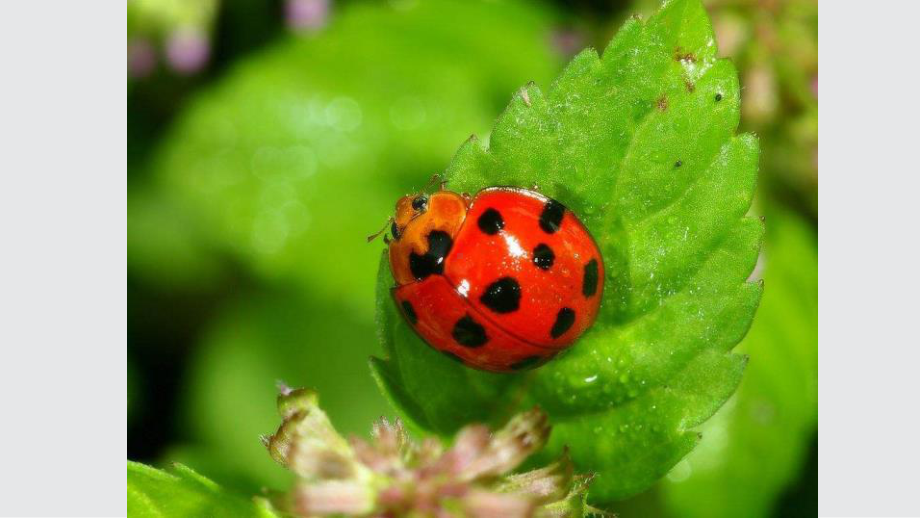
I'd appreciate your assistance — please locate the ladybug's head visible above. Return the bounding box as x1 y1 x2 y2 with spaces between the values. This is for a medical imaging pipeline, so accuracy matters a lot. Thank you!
386 190 469 286
391 193 430 238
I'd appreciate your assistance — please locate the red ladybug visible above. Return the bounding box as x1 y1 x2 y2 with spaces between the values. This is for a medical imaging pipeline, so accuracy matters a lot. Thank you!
382 185 604 372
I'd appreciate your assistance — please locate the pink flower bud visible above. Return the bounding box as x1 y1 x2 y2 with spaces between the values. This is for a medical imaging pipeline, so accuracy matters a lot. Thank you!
550 29 584 57
264 388 599 516
166 28 210 75
294 481 375 516
286 0 330 31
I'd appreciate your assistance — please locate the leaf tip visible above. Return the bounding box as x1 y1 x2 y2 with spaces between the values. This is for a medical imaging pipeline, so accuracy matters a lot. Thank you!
513 81 543 109
521 90 532 107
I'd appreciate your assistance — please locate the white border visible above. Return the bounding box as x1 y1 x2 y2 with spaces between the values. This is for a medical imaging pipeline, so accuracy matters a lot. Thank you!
3 0 920 516
0 2 125 516
820 1 920 516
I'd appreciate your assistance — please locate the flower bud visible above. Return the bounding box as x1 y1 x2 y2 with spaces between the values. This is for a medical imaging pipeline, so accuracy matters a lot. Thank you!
264 388 601 517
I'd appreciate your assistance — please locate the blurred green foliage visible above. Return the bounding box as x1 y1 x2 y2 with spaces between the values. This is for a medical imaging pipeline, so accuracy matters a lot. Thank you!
129 0 217 33
137 0 561 309
128 0 817 515
128 188 227 290
130 0 563 493
179 290 386 489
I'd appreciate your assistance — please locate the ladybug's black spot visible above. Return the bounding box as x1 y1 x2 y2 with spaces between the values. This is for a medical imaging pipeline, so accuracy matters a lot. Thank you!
480 277 521 314
510 355 545 371
409 230 453 281
440 350 465 364
539 199 566 234
550 307 576 339
452 315 488 347
477 208 505 235
532 244 555 270
390 221 401 241
582 259 599 298
401 300 417 325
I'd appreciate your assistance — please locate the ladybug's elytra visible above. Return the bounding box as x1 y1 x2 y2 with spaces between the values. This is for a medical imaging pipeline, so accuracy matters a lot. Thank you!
383 185 604 372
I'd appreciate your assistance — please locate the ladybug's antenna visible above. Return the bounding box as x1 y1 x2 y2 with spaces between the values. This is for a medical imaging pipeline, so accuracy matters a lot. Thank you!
367 217 393 243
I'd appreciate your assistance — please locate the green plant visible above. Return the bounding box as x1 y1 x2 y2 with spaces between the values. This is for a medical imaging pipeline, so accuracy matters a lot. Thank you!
660 208 817 518
372 0 760 503
130 0 765 512
127 462 276 517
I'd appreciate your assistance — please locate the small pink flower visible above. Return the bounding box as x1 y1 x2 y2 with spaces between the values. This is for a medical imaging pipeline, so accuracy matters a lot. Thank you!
550 29 585 57
286 0 330 31
263 387 605 517
166 28 210 75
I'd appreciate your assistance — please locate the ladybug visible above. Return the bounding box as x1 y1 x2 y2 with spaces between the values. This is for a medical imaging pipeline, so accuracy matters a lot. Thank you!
380 184 604 372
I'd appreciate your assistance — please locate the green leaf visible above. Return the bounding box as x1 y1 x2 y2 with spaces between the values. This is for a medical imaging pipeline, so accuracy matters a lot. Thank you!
127 461 278 517
660 208 817 518
372 0 761 502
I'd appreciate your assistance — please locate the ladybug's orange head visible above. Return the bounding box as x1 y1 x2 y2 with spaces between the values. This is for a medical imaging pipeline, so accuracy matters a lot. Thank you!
392 193 431 233
387 190 469 286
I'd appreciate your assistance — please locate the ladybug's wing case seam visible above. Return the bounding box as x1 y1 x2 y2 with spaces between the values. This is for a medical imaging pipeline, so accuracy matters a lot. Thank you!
391 279 557 372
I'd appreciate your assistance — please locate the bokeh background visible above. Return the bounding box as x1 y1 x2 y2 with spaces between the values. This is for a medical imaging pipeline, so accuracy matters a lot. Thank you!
127 0 817 516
